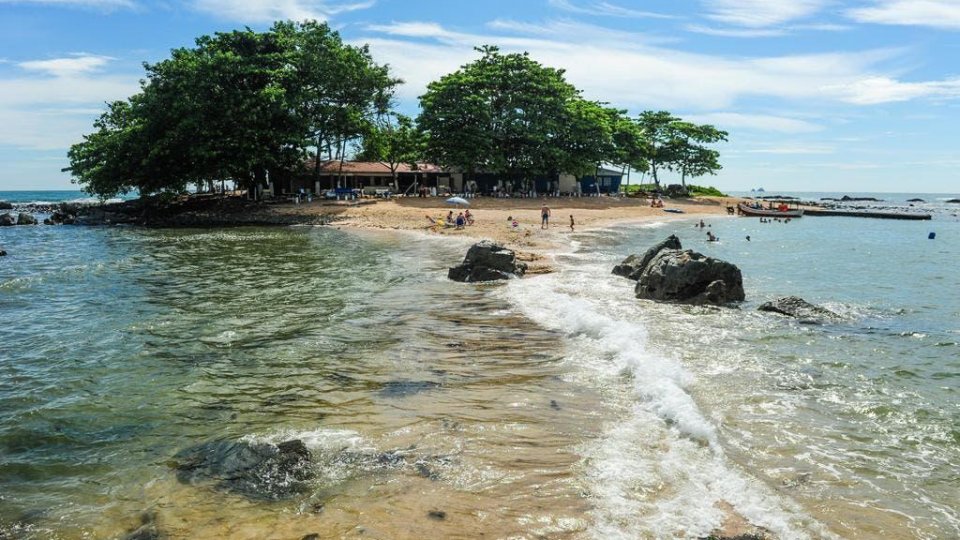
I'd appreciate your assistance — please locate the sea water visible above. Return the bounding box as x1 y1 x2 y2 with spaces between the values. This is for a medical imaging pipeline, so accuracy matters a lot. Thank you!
1 192 958 539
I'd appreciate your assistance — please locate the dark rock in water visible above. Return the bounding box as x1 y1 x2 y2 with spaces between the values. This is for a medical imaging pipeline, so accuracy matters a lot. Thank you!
0 249 6 256
380 380 440 398
173 438 313 500
0 213 15 226
906 198 925 203
448 240 527 282
0 201 12 210
758 296 838 322
946 198 960 204
840 195 881 202
635 249 745 305
613 235 682 280
16 213 37 225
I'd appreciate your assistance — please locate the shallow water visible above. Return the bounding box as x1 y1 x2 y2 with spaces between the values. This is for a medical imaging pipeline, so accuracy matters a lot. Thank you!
2 201 958 539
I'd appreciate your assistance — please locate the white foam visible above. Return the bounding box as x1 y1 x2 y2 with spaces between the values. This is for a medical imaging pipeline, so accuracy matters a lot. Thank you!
497 250 835 538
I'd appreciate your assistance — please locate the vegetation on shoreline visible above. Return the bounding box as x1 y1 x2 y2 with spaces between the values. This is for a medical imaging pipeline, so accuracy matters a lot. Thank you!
65 25 729 200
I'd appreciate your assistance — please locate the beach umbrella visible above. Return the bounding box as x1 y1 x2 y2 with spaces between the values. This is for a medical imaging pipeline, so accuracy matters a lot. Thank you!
445 196 470 206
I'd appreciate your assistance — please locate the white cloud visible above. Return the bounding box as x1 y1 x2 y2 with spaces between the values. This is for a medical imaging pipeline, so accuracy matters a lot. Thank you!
192 0 374 23
547 0 673 19
747 143 835 154
18 54 113 77
0 0 134 8
847 0 960 30
702 0 826 27
683 113 823 133
361 20 953 109
0 74 139 149
684 25 785 38
824 76 960 104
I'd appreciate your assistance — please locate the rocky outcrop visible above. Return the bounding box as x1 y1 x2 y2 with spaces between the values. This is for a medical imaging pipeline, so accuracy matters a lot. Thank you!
448 241 527 282
0 213 15 226
947 199 960 204
906 198 925 203
758 296 838 323
0 201 12 210
173 438 313 500
635 249 745 305
613 234 682 280
16 213 37 225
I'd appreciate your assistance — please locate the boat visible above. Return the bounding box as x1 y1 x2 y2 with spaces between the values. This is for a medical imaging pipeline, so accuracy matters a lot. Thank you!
738 202 804 218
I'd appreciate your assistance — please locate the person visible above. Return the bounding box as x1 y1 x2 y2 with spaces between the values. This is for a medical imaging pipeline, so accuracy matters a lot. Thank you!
746 235 751 241
446 210 455 226
569 214 575 231
541 203 551 229
464 209 474 225
707 231 718 242
455 212 466 229
699 219 705 228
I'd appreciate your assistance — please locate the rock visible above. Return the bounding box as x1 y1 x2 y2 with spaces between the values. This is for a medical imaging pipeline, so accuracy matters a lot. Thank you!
612 235 682 280
427 510 447 520
301 535 320 540
946 198 960 204
16 213 37 225
173 438 313 500
634 249 745 305
906 198 925 203
758 296 838 323
0 213 15 226
0 201 13 210
0 250 6 256
448 241 527 282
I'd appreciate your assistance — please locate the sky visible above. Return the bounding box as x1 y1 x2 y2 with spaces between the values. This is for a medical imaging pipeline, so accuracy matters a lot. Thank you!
1 0 959 193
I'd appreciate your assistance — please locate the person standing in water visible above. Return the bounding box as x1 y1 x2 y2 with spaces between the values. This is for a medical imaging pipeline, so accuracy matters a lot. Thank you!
541 203 551 229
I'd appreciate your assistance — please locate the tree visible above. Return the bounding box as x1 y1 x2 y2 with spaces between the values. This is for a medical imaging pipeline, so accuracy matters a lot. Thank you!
355 114 423 190
418 46 580 187
672 123 728 187
635 110 682 190
65 22 399 199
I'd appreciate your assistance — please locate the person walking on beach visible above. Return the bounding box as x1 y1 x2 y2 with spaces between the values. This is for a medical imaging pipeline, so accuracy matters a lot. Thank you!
541 203 551 229
569 214 575 231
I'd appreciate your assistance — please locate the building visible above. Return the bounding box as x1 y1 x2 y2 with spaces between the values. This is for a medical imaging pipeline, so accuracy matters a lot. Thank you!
272 160 624 196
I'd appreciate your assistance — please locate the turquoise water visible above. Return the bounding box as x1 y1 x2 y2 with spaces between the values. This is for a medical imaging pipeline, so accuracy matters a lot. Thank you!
0 190 107 205
511 213 958 538
2 198 959 538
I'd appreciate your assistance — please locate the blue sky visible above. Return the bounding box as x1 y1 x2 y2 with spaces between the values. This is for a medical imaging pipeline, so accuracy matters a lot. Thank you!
1 0 958 193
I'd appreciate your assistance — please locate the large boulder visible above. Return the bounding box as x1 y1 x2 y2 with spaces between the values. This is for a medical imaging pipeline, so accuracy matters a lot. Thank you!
173 438 313 500
448 241 527 282
0 201 13 210
612 235 682 280
16 212 37 225
758 296 838 323
0 213 15 226
635 249 745 305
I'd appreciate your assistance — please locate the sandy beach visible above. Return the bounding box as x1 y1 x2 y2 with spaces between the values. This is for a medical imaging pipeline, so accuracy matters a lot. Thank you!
284 195 740 273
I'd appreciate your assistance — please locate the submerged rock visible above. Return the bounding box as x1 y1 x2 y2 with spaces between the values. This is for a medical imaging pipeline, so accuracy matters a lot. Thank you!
0 213 15 226
173 438 313 500
613 234 682 280
758 296 838 323
448 241 527 282
635 249 745 305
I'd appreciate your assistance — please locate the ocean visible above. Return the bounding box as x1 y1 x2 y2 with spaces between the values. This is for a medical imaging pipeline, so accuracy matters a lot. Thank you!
1 191 958 539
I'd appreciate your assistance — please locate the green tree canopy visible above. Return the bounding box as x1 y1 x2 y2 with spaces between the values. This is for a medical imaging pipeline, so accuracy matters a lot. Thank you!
355 113 424 189
418 46 586 185
65 21 399 199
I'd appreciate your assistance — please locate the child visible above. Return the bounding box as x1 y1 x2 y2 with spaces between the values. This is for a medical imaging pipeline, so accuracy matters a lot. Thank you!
569 215 575 231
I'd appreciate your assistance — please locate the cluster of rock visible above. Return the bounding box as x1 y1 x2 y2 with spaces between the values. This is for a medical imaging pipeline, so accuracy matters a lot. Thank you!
613 235 745 305
448 241 527 282
0 212 37 226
